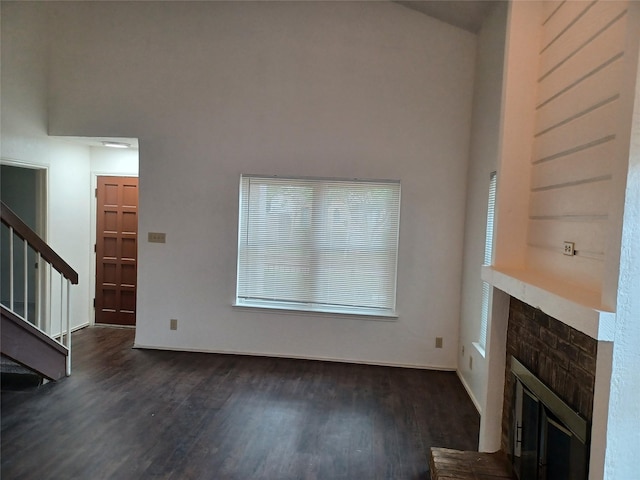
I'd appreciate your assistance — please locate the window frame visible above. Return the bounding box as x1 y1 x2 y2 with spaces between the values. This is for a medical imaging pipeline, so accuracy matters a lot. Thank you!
235 174 401 319
478 171 497 350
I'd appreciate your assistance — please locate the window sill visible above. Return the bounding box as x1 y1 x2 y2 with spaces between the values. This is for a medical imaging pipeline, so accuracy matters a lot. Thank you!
233 299 398 321
472 341 486 358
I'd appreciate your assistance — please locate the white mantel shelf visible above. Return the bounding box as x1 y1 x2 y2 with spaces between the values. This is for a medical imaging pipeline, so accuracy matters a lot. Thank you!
481 266 616 342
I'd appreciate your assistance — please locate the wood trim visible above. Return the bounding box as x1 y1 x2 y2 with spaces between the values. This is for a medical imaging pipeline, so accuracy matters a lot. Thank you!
1 305 68 380
1 201 78 284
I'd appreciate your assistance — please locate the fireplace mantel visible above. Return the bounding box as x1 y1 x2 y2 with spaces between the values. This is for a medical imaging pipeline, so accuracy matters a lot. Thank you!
481 266 616 341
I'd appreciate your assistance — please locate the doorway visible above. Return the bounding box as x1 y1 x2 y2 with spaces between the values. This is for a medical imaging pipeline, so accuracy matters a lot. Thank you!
1 164 46 324
95 176 138 326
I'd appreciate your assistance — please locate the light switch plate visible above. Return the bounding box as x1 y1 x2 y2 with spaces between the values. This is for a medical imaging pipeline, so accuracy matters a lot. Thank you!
148 232 166 243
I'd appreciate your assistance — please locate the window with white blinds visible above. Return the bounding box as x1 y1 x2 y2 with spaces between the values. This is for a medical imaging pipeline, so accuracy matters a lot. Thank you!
236 175 401 316
479 171 497 348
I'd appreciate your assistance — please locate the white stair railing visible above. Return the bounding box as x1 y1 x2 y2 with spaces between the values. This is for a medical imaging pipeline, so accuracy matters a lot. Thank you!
1 201 77 376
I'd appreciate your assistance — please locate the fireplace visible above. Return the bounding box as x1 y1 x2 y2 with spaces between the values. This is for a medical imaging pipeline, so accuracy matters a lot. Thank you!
501 298 598 480
510 357 589 479
430 297 601 480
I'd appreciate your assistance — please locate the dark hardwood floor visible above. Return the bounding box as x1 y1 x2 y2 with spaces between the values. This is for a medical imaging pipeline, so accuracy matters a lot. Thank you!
1 327 479 479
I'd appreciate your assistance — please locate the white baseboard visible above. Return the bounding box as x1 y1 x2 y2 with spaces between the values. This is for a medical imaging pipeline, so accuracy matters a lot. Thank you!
457 369 482 414
93 323 136 329
133 343 457 372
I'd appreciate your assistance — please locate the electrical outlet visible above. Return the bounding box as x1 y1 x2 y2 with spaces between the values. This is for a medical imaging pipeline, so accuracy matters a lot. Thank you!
148 232 166 243
435 337 443 349
563 241 575 256
170 318 178 330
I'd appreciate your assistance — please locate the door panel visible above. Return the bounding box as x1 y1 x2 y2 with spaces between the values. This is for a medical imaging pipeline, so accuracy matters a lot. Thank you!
95 176 138 326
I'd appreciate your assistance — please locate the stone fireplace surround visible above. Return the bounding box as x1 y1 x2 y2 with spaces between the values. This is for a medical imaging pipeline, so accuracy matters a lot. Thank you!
501 297 598 455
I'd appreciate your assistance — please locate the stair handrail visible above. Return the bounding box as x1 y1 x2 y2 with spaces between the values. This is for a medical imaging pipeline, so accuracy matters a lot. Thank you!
1 201 78 285
1 200 78 376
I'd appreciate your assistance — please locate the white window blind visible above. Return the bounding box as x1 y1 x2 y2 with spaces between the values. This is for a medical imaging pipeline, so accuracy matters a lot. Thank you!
479 171 497 348
236 175 401 316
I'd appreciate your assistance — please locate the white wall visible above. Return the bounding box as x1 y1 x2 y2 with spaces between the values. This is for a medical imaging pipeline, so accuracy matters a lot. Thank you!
457 2 508 411
1 2 48 163
47 143 92 332
1 2 141 332
45 1 477 368
1 2 92 332
604 3 640 477
91 147 139 176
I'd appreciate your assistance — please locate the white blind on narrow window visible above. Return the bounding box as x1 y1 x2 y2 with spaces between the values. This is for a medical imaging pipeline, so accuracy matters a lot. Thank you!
484 172 496 266
236 175 401 315
479 171 497 348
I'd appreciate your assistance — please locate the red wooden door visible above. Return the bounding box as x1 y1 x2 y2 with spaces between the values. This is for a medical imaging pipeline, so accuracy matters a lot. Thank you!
95 176 138 326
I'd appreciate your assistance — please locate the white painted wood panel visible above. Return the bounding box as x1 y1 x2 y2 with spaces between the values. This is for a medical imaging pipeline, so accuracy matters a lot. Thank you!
536 57 622 133
528 218 607 255
530 178 611 218
531 138 615 188
525 0 637 314
537 17 626 106
539 1 627 79
527 245 603 293
533 99 619 161
542 1 564 27
541 0 596 53
493 0 542 270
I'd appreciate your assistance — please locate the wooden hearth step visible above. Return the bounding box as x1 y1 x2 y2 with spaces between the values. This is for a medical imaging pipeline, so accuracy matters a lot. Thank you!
429 447 515 480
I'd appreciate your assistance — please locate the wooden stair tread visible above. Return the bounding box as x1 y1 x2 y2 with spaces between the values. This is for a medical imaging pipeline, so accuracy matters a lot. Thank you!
429 447 515 480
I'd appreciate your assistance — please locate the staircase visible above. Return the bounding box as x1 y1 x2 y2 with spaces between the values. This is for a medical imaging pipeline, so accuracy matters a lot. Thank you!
1 355 45 390
1 201 78 381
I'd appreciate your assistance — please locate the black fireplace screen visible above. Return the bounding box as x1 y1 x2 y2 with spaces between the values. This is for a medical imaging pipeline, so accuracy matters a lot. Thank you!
510 357 589 480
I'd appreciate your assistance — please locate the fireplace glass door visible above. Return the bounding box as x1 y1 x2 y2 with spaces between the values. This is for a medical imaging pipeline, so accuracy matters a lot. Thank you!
510 358 589 480
540 410 588 480
513 382 540 480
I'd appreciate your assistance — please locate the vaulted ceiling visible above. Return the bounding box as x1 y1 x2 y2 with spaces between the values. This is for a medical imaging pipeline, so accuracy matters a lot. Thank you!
396 1 498 33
